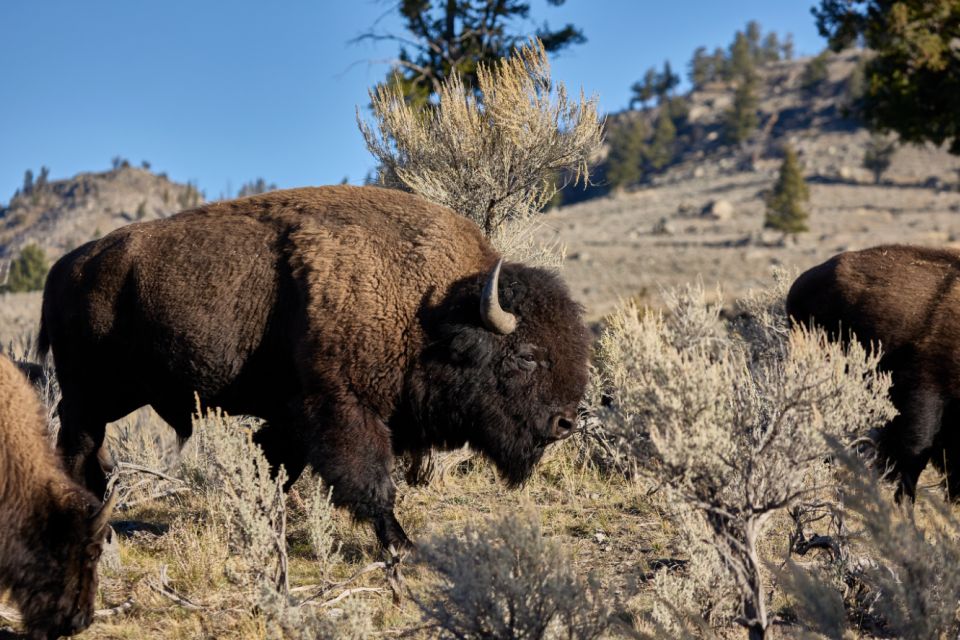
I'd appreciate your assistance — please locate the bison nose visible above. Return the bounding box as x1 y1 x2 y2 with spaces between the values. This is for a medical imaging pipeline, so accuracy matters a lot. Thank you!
549 413 576 441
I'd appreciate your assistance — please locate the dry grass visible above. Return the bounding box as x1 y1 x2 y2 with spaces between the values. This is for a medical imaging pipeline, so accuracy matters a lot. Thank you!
3 278 960 638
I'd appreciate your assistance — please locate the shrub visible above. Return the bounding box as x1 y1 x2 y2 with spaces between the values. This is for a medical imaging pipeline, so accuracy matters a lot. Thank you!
180 407 289 598
862 133 897 184
781 448 960 639
415 510 609 639
3 243 49 293
358 38 602 261
593 279 895 639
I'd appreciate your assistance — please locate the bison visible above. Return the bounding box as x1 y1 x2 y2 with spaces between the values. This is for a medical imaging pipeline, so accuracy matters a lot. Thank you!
787 244 960 500
39 185 591 550
0 353 116 639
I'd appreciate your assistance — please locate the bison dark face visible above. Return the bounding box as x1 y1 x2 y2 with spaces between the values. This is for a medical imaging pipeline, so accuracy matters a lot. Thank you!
17 489 115 639
411 260 591 486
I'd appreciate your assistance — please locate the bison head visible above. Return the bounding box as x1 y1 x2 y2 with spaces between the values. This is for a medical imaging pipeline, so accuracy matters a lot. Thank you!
17 487 115 639
411 260 591 486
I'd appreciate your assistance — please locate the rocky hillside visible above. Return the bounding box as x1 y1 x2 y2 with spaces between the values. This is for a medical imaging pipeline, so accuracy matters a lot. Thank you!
3 50 959 324
0 167 202 260
541 50 960 320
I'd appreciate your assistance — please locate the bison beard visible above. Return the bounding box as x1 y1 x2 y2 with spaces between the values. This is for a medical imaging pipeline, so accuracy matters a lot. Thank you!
787 244 960 502
39 185 590 551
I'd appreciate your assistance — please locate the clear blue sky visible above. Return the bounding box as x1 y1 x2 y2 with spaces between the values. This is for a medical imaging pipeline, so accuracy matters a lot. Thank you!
0 1 826 205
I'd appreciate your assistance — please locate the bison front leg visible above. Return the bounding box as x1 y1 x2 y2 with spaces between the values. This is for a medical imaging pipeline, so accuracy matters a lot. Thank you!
306 399 411 552
56 399 109 497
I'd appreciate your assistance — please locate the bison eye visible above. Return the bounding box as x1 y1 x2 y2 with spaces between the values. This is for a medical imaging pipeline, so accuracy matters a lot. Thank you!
517 353 537 371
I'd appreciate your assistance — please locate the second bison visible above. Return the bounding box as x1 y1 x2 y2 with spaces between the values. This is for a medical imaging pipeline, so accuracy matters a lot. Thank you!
39 185 591 549
787 244 960 500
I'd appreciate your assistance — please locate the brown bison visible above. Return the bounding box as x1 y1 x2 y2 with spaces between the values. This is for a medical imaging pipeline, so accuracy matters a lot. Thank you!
0 353 116 639
787 244 960 500
39 185 590 550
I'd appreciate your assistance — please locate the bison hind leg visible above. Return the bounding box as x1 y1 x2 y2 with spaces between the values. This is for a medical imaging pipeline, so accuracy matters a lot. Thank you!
932 399 960 501
880 384 944 503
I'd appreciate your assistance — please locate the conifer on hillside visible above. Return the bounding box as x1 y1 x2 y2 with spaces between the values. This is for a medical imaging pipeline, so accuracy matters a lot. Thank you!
764 146 810 239
648 107 677 171
606 117 650 190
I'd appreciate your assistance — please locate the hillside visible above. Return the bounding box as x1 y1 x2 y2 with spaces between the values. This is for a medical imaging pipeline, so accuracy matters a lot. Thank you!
2 51 959 326
543 50 960 320
0 166 202 260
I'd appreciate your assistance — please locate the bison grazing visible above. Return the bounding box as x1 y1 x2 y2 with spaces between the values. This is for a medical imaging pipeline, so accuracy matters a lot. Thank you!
0 353 116 639
787 244 960 500
40 185 591 550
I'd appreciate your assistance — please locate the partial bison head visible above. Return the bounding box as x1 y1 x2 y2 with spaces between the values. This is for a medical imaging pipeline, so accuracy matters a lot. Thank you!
17 488 115 639
412 260 591 486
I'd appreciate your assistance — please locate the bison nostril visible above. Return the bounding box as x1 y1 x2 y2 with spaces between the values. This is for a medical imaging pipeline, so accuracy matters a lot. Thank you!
550 415 576 440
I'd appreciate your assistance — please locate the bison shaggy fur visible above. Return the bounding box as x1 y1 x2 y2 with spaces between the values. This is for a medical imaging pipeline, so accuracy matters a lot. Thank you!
39 185 591 549
787 244 960 500
0 353 114 639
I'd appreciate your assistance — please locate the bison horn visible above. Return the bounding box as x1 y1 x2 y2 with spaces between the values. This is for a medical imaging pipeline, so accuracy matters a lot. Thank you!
90 490 118 537
480 259 517 335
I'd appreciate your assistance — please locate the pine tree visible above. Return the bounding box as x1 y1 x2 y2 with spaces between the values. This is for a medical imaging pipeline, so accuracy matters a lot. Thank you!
656 60 680 101
802 51 830 95
760 33 781 63
629 67 658 110
4 244 49 293
745 20 762 61
781 33 794 60
728 31 754 81
724 76 758 144
648 106 677 170
815 0 960 153
366 0 585 106
606 117 649 190
689 46 711 87
765 146 810 239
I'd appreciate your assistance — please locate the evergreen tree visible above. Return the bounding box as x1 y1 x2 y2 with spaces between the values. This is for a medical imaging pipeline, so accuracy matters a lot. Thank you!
605 117 649 190
4 244 49 293
765 146 810 239
862 133 896 184
781 33 794 60
728 31 754 81
814 0 960 153
237 178 277 197
745 20 762 60
35 166 49 191
648 106 677 170
802 51 830 95
761 32 781 63
366 0 585 106
689 46 711 87
711 47 728 79
629 67 658 110
656 60 680 101
724 77 759 144
22 169 33 194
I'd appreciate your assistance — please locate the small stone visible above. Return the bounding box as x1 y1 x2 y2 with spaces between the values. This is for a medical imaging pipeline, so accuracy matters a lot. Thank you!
702 199 734 220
